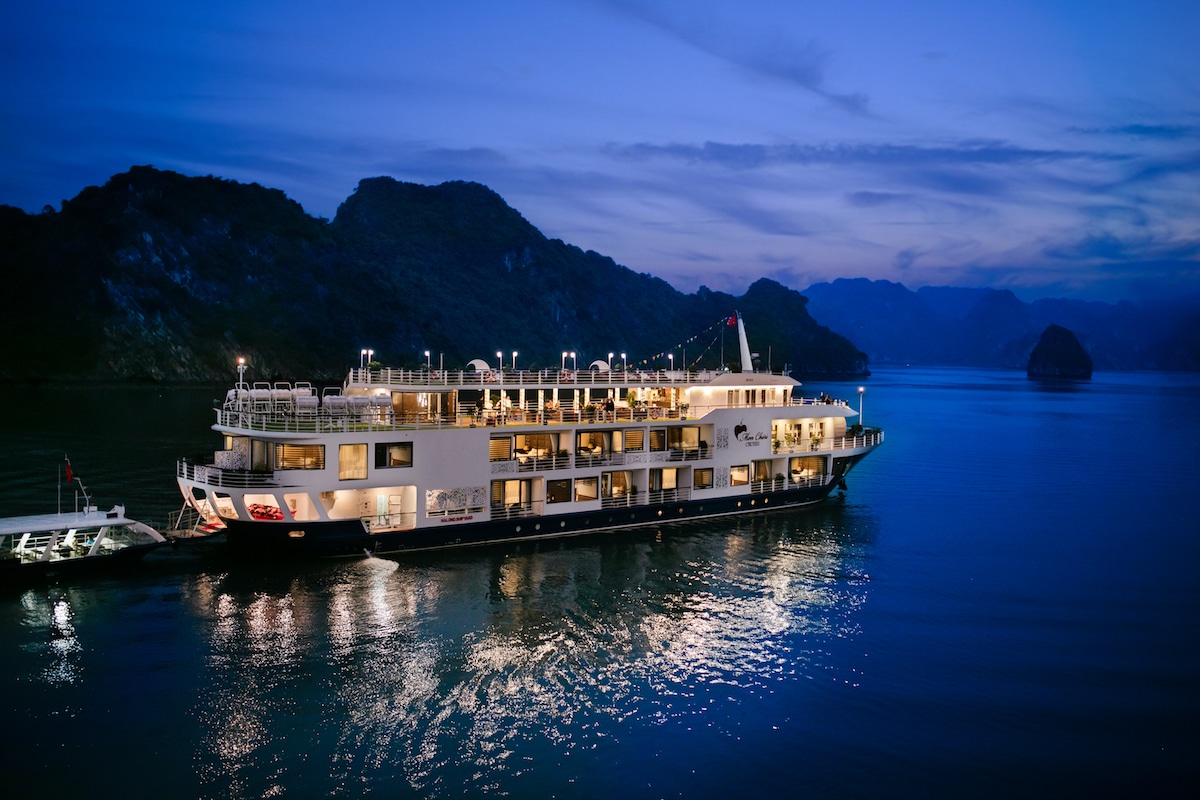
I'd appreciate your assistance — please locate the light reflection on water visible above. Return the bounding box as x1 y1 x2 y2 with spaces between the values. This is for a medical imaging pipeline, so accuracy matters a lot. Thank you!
173 510 869 796
19 590 85 686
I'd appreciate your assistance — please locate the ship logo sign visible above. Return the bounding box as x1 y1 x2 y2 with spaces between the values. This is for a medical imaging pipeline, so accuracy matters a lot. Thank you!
733 420 768 447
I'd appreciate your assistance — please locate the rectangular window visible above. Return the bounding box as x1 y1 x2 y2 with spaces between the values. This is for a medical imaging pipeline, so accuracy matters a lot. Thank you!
667 426 700 450
276 444 324 470
338 444 368 480
574 477 598 502
695 468 713 489
649 429 666 451
375 442 413 468
515 433 556 455
730 465 749 486
576 430 608 455
601 471 632 498
753 459 773 481
491 478 530 508
623 429 644 451
547 479 572 503
489 436 513 462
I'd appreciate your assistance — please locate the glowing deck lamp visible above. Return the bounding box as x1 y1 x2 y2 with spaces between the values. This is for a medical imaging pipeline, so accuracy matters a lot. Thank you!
237 357 246 383
512 351 518 370
858 386 865 427
425 350 431 370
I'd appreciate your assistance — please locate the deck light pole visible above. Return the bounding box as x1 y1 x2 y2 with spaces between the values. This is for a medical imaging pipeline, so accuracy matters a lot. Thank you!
608 352 613 370
621 352 626 372
562 351 568 370
360 349 367 369
668 353 674 372
497 351 503 372
858 386 865 428
425 350 431 370
512 351 518 371
570 352 577 370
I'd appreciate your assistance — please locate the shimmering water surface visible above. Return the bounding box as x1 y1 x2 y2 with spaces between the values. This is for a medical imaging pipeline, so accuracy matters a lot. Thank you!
2 369 1197 799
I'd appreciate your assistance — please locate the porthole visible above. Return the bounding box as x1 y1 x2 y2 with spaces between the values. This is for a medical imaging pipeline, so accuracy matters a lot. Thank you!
287 530 306 539
535 523 541 531
515 525 521 533
657 510 663 517
560 521 566 528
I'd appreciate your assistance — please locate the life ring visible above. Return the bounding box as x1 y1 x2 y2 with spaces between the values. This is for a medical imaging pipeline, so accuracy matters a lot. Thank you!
486 371 498 383
560 370 572 383
431 370 441 380
648 407 662 419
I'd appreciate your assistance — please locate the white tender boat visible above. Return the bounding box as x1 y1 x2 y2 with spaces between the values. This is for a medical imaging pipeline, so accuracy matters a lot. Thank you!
174 314 883 555
0 505 167 578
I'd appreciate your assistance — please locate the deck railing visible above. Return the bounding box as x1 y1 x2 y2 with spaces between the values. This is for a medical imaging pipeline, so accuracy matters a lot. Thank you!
646 487 692 504
490 501 545 520
362 511 416 532
177 460 280 488
773 430 885 454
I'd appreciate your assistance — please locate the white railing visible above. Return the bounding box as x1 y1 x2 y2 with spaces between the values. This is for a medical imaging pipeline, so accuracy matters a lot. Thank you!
490 501 545 520
601 493 640 509
646 487 692 504
177 460 279 487
773 430 885 454
347 367 739 388
362 512 416 532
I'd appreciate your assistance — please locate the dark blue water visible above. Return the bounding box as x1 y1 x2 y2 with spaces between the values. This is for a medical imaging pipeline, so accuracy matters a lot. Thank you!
2 369 1198 799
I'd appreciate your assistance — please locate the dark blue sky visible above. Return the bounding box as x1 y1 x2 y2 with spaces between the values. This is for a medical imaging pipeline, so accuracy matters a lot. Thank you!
2 0 1197 302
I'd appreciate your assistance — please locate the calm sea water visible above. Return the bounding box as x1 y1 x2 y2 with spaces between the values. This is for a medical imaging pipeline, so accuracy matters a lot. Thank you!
2 369 1197 799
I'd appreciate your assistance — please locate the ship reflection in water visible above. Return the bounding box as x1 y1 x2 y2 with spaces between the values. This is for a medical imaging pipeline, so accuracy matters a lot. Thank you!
182 507 872 796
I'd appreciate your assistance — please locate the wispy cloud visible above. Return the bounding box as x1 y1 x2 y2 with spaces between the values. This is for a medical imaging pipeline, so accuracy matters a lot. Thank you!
600 0 869 114
1070 123 1199 140
606 139 1120 169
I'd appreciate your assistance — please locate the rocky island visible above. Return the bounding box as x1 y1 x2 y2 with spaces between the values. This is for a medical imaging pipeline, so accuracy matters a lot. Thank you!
1027 324 1093 379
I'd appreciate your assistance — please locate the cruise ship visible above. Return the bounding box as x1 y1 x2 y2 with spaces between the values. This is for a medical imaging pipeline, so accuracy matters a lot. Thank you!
174 314 883 555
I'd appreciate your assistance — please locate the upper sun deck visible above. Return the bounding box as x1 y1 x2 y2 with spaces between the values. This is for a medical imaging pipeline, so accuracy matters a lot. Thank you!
213 367 854 437
339 365 799 391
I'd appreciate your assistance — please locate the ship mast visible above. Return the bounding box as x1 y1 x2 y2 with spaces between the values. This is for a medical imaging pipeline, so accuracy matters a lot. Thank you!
735 312 754 373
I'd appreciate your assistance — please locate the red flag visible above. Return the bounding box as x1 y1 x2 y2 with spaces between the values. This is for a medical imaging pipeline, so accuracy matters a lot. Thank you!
65 458 73 484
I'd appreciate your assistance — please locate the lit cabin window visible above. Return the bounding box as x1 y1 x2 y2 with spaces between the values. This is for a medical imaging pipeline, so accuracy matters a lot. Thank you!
489 436 513 462
730 465 749 486
276 444 324 470
338 444 367 480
